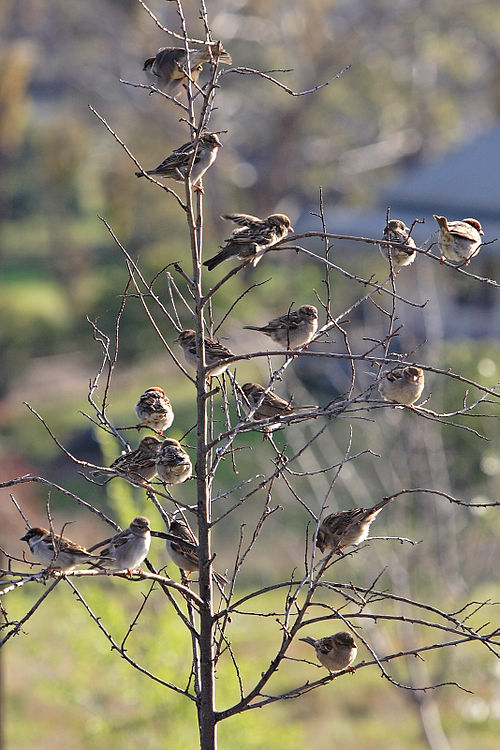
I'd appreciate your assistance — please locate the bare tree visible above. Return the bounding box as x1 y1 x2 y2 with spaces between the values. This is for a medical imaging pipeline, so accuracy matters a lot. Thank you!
1 3 499 749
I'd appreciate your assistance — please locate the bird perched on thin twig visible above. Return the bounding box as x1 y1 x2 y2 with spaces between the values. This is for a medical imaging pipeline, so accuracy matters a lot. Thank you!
433 215 483 265
243 305 318 349
203 213 294 270
135 133 222 190
143 44 232 96
316 496 395 554
94 517 151 574
379 219 417 271
174 329 234 378
300 631 357 673
109 436 163 482
20 527 109 571
135 387 174 433
379 366 424 406
240 382 314 429
166 518 227 587
155 438 192 485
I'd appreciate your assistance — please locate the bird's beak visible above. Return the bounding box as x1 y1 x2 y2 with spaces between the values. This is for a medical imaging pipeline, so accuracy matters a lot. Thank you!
173 336 180 343
20 533 29 542
289 226 295 233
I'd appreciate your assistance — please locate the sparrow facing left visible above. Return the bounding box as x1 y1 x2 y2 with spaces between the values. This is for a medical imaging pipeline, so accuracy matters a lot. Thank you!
203 213 293 270
109 436 163 482
433 215 483 265
20 527 108 571
240 382 314 428
97 516 151 573
316 496 394 554
380 219 417 271
135 387 174 433
379 365 424 406
243 304 318 349
155 438 192 485
174 329 234 377
135 133 222 189
166 518 227 587
143 45 232 96
300 631 357 673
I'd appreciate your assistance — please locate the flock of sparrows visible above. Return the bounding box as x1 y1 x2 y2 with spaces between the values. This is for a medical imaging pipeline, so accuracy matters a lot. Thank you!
19 43 488 676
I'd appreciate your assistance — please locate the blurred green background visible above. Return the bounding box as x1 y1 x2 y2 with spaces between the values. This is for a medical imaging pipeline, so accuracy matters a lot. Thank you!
1 1 499 748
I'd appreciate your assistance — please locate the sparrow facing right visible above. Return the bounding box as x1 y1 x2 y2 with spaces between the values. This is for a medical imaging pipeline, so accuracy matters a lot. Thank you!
379 219 417 270
135 387 174 433
109 436 163 482
135 133 222 188
243 304 318 349
143 45 232 96
300 631 357 673
379 366 424 406
96 516 151 573
433 214 483 265
155 438 192 485
315 496 394 554
203 213 294 270
174 329 235 377
20 527 108 571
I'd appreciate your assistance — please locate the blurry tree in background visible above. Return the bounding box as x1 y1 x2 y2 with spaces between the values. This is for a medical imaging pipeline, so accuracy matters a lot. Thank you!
0 1 499 749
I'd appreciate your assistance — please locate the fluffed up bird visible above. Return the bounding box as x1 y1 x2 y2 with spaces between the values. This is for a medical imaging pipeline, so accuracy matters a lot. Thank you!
143 44 232 96
243 305 318 349
316 496 395 554
135 133 222 190
174 329 234 378
95 516 151 573
300 631 357 673
379 365 424 406
135 387 174 433
203 213 293 270
433 214 483 265
20 527 109 571
166 518 227 587
240 382 314 429
109 436 163 482
155 438 192 485
380 219 417 271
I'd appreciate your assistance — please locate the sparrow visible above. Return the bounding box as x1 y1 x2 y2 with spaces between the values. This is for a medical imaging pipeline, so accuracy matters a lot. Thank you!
174 329 234 377
166 518 227 587
433 215 483 265
155 438 192 485
240 382 314 429
315 496 394 554
143 45 232 96
135 387 174 433
379 365 424 406
300 631 357 673
243 304 318 349
379 219 417 270
96 516 151 573
203 213 294 271
109 435 163 482
20 527 109 571
135 133 222 189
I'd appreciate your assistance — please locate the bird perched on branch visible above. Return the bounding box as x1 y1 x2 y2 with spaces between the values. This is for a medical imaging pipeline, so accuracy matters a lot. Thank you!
174 329 234 378
315 496 395 554
240 382 314 428
143 44 232 96
379 219 417 271
20 528 109 571
135 133 222 190
379 365 424 406
155 438 192 485
135 387 174 433
166 518 227 587
109 436 163 482
433 215 483 265
243 305 318 349
203 213 293 270
300 631 357 673
94 516 151 573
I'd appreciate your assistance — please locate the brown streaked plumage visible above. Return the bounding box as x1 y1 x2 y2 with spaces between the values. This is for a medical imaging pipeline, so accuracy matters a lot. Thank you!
143 45 232 96
379 365 424 406
135 387 174 433
203 213 293 270
243 305 318 349
379 219 417 271
300 631 357 673
174 329 234 377
433 215 483 265
155 438 192 485
316 496 395 554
